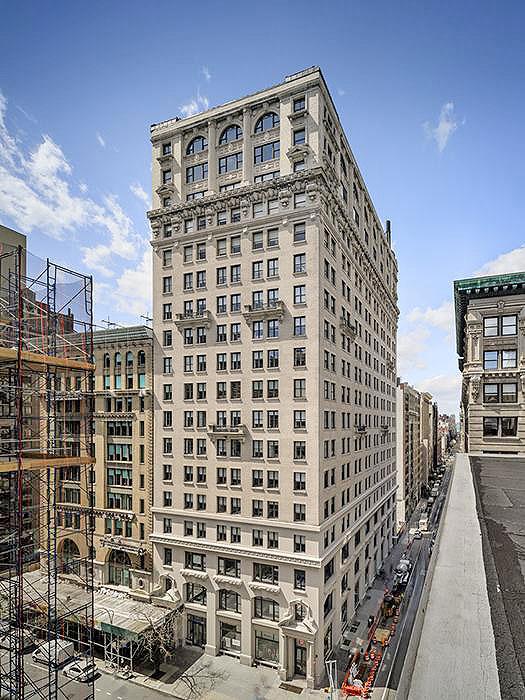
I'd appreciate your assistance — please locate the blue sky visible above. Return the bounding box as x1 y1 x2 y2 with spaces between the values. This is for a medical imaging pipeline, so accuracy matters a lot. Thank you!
1 0 524 413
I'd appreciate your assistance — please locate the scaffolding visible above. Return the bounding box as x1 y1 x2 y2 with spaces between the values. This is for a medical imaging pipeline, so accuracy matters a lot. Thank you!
0 244 95 700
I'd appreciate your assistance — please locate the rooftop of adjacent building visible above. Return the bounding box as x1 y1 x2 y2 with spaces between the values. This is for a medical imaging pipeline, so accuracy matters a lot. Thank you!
93 324 153 347
454 270 525 357
408 452 525 700
0 223 26 252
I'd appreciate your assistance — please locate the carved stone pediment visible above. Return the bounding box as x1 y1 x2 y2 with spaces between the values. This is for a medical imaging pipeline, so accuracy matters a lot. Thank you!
287 144 311 161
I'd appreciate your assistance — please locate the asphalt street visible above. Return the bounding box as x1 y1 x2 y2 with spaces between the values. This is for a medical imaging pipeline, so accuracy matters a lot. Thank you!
0 652 170 700
373 463 452 697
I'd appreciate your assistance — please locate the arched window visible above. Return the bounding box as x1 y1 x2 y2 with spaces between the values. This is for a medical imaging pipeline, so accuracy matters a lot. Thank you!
103 353 110 369
60 539 80 576
186 136 208 154
114 352 121 368
137 350 146 366
254 112 280 133
219 124 242 144
108 549 132 587
126 351 133 368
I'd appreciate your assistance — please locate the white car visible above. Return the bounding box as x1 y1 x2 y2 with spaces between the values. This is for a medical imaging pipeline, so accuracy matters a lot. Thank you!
62 657 97 682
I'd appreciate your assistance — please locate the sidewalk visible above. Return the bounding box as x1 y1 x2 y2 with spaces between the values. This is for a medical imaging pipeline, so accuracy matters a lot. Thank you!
334 500 426 685
98 648 327 700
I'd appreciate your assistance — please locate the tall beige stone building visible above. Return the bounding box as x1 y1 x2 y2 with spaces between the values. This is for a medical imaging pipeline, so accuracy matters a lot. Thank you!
455 273 525 453
395 381 421 528
419 391 433 489
148 67 398 687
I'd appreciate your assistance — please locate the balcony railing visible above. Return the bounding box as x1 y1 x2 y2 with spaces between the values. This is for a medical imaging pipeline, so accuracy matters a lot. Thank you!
355 425 367 434
242 301 284 321
174 310 211 327
207 424 246 440
340 316 357 338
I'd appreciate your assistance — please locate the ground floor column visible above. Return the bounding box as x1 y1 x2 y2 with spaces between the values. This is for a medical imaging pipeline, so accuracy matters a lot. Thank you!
205 589 218 656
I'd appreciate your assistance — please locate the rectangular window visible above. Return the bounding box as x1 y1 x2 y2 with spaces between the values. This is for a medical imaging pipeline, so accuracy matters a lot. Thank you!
293 97 305 112
502 349 517 368
218 152 243 174
253 563 279 585
294 285 306 304
483 350 498 370
294 192 306 208
186 162 208 183
294 253 306 273
294 316 306 336
267 228 279 248
293 129 306 145
294 222 306 242
254 141 280 164
502 383 518 403
502 315 517 335
483 383 499 403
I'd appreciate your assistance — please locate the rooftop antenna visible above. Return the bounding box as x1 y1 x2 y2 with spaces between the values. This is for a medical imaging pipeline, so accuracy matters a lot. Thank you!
100 317 123 329
140 313 153 327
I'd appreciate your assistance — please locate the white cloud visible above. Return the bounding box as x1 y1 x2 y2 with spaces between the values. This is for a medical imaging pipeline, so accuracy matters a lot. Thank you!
397 326 431 373
113 247 152 316
337 88 346 96
407 300 454 335
416 373 462 415
130 182 150 207
201 66 211 81
0 89 141 275
424 102 462 152
180 93 209 118
96 132 106 148
79 182 88 193
475 244 525 276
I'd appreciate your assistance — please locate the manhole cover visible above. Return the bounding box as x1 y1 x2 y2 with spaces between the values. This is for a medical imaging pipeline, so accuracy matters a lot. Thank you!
279 683 303 694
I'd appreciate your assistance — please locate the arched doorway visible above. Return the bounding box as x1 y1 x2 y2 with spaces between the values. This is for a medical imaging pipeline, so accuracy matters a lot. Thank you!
60 539 80 576
108 550 131 587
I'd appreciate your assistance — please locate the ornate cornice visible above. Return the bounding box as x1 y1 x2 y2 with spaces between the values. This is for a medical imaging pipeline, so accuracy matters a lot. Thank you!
148 167 397 316
150 534 322 568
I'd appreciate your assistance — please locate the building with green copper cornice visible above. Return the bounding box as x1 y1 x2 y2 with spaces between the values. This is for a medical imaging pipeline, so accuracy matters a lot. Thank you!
454 271 525 453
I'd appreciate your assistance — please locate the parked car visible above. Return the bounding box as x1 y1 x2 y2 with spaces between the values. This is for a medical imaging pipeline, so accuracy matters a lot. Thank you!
32 640 75 667
0 622 37 652
413 530 422 539
63 656 97 682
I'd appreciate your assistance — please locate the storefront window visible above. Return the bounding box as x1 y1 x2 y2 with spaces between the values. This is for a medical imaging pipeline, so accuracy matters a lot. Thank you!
254 629 279 664
220 621 240 654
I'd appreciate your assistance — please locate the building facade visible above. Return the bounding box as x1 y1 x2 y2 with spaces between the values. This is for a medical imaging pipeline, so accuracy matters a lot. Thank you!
419 391 432 490
454 273 525 453
395 381 421 528
148 67 399 687
53 326 155 596
92 326 154 596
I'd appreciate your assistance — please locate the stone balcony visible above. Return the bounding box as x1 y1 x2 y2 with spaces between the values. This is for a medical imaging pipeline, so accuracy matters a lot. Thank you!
242 300 284 321
174 310 211 328
207 424 246 441
339 316 357 339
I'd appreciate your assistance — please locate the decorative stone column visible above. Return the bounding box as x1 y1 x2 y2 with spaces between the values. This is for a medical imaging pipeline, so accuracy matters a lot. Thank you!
207 120 217 194
242 109 252 186
306 640 315 689
239 593 252 666
204 588 217 656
